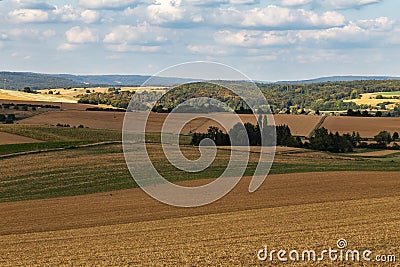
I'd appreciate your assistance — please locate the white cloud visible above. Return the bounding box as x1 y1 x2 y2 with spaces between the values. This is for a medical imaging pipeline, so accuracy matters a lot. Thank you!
185 0 228 6
8 9 49 23
81 10 100 23
281 0 312 6
294 24 367 44
214 17 395 50
65 26 98 44
43 29 56 37
0 28 56 41
187 44 229 54
11 0 55 10
53 5 100 23
214 30 293 47
147 0 185 24
104 43 162 52
57 43 79 51
8 5 100 24
104 23 167 45
213 6 345 29
78 0 141 10
319 0 381 10
356 17 396 31
230 0 259 4
281 0 382 9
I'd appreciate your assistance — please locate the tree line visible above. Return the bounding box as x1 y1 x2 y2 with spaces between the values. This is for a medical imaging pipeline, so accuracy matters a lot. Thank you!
191 118 400 153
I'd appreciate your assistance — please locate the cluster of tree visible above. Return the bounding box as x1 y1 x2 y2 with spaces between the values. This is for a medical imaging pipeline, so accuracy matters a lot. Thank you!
191 115 302 148
21 87 38 94
191 112 360 153
365 131 400 149
0 114 16 124
77 89 135 109
307 128 355 153
344 109 374 117
343 108 399 117
86 107 125 112
1 103 59 110
191 123 354 153
55 123 85 128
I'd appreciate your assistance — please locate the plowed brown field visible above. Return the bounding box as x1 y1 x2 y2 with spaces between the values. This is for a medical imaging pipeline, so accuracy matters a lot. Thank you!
0 172 399 266
20 111 322 137
322 116 400 138
0 132 42 145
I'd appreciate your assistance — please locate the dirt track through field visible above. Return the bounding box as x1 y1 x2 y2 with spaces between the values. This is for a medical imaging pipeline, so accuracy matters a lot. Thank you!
0 171 399 235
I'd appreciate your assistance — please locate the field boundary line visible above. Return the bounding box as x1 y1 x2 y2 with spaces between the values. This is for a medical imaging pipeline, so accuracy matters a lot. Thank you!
308 115 328 138
0 141 121 159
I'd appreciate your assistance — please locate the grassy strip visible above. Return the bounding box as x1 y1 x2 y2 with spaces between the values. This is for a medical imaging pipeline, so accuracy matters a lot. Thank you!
1 143 400 203
376 91 400 96
0 124 122 142
0 141 97 156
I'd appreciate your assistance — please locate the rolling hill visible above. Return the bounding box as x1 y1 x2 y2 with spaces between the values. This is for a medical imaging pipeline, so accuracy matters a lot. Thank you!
0 72 195 90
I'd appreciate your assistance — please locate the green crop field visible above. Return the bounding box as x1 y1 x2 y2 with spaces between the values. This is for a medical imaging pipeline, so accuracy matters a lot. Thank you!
1 142 400 202
375 91 400 96
0 124 122 142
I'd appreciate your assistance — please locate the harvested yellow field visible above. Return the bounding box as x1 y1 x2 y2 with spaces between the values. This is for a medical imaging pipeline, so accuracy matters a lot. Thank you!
0 131 42 145
322 116 400 138
0 89 77 103
38 86 166 99
352 150 400 157
345 93 400 107
0 92 26 101
0 172 399 266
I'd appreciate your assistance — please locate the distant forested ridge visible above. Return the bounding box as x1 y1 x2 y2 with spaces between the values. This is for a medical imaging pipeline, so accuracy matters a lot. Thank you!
0 72 84 90
0 71 194 90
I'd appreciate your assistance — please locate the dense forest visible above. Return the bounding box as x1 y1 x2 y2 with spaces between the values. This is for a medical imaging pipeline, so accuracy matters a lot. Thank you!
152 80 400 113
77 88 135 108
258 80 400 112
74 80 400 114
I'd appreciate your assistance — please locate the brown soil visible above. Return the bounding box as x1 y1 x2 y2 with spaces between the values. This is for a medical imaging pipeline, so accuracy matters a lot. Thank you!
0 131 43 145
0 171 399 266
322 116 400 138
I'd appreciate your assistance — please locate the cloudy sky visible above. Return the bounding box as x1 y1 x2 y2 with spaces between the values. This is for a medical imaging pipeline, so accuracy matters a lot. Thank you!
0 0 399 81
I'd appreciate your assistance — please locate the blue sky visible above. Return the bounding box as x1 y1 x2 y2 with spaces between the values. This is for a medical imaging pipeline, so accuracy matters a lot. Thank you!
0 0 399 81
